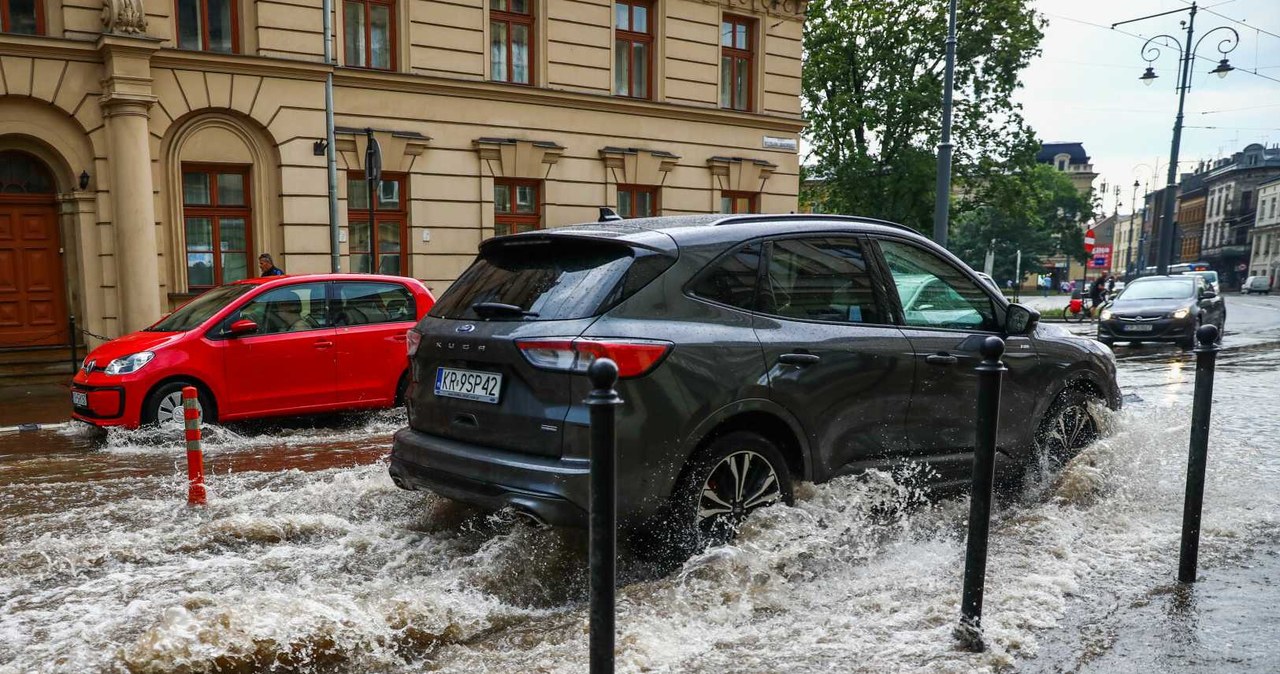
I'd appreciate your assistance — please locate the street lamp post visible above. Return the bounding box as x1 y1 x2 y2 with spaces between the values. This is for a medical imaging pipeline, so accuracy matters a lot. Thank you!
1125 179 1140 279
1113 2 1238 276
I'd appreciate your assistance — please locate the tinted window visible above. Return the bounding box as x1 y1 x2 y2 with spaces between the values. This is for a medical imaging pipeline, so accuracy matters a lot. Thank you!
231 283 329 335
334 282 416 325
149 284 254 332
690 242 761 310
1119 279 1196 300
763 238 885 324
878 240 997 331
430 241 671 321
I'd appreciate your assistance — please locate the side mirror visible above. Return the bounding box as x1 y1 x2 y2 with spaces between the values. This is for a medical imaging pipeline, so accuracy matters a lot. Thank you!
228 318 258 336
1005 303 1040 335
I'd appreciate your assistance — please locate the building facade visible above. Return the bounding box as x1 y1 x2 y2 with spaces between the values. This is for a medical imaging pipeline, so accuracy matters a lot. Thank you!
1251 177 1280 282
1175 170 1206 263
1112 210 1141 279
0 0 804 350
1035 141 1098 288
1200 144 1280 289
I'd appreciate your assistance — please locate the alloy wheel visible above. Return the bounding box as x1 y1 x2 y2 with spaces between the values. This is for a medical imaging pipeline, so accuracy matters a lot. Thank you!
697 450 783 543
155 391 190 428
1036 401 1097 459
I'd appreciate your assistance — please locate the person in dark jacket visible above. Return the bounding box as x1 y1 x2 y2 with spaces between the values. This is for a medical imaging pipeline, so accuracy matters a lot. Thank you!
258 253 284 277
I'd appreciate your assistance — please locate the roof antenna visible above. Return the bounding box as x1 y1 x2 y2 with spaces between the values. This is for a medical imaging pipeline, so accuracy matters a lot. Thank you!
598 207 623 222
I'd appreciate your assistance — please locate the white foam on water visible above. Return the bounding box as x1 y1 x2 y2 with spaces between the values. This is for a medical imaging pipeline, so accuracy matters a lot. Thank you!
2 350 1277 673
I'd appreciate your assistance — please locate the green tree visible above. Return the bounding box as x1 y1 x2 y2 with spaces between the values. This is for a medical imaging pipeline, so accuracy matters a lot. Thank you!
802 0 1044 227
949 163 1092 284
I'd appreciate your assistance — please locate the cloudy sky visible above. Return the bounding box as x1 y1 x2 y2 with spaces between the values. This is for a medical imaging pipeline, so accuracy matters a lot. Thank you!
1019 0 1280 214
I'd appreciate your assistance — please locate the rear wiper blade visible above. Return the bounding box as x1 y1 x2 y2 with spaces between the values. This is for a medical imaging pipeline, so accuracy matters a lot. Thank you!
471 301 539 317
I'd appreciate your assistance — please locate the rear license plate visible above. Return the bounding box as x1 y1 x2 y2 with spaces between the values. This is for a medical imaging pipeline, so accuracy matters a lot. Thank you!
71 391 88 407
434 367 502 404
1125 324 1154 332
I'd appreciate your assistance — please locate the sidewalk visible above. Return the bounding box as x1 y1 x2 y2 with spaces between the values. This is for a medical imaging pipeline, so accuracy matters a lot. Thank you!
0 384 72 427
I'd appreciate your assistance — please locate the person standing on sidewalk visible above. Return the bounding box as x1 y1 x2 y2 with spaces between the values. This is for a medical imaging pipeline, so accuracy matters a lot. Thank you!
258 254 284 277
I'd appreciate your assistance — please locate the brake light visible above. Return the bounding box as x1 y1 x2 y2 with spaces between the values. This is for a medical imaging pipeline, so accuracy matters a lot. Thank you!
406 329 422 357
515 338 672 378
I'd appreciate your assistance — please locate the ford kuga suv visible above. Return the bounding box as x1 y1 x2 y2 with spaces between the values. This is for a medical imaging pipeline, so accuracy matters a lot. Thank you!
390 214 1121 554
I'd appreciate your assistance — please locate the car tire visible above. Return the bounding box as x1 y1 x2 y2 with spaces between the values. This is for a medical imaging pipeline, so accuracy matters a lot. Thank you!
638 431 795 564
1032 389 1101 470
141 381 216 428
1178 336 1196 350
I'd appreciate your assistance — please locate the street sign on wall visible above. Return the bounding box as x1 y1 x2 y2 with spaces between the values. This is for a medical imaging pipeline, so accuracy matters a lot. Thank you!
1090 245 1112 269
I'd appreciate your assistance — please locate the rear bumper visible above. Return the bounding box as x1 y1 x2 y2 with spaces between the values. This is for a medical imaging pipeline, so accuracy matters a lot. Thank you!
390 427 591 527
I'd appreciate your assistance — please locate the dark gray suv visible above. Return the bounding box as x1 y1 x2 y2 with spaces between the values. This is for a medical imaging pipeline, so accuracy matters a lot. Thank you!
390 215 1120 551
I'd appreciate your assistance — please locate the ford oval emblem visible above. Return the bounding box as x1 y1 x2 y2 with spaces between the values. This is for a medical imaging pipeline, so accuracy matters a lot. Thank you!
457 324 476 333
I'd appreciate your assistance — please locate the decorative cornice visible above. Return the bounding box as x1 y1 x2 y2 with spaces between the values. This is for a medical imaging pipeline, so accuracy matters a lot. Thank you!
150 48 332 81
0 35 100 62
693 0 808 22
336 70 805 134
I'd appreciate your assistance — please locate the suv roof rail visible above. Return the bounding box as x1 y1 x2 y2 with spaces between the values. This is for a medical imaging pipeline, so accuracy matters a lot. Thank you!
598 207 623 222
711 213 922 235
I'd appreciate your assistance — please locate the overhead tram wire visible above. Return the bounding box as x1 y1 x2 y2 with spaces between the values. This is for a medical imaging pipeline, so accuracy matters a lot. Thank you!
1040 9 1280 87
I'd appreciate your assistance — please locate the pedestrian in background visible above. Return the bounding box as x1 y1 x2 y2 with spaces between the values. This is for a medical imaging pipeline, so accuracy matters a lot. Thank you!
258 253 284 277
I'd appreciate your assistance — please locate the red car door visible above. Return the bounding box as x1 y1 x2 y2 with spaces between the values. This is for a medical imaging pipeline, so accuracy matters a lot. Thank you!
220 281 338 417
329 280 418 407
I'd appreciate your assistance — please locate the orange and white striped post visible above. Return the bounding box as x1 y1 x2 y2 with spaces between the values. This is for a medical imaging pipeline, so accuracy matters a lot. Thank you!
182 386 206 506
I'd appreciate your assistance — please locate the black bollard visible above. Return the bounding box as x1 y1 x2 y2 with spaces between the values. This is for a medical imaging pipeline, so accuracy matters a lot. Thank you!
585 358 622 674
955 336 1007 652
1178 324 1220 584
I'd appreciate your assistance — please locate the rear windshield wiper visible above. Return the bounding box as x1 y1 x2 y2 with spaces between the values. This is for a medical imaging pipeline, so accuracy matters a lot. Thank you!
471 301 539 318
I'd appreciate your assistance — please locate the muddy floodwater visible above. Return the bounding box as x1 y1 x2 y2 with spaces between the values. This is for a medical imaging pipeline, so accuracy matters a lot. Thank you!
3 299 1279 673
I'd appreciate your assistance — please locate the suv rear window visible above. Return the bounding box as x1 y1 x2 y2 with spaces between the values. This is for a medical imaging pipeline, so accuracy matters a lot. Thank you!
430 240 672 321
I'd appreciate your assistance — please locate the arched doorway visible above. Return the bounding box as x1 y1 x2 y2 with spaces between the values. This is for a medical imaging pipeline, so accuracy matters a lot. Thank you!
0 151 68 348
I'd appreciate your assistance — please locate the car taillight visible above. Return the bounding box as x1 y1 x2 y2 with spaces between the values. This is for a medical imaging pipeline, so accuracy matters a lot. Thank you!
515 338 672 379
406 329 422 357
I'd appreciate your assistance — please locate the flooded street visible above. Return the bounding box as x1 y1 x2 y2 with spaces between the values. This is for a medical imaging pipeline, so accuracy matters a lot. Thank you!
3 295 1279 673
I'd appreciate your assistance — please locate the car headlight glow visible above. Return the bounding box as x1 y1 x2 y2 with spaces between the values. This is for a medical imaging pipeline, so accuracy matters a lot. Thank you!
1172 308 1190 320
1100 309 1112 320
104 351 155 375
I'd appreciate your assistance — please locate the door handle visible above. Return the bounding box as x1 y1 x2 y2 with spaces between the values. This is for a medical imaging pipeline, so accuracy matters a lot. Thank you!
314 340 334 349
925 353 958 366
777 353 821 366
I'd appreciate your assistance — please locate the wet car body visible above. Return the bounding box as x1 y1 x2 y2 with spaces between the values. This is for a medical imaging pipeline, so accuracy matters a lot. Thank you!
1097 275 1226 348
71 274 434 428
390 215 1121 530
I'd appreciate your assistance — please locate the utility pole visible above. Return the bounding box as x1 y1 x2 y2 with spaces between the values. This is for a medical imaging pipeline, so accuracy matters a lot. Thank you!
323 0 340 272
931 0 958 248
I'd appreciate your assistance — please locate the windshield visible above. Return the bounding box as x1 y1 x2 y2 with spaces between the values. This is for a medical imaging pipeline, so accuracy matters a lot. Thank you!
148 284 255 332
1119 279 1195 301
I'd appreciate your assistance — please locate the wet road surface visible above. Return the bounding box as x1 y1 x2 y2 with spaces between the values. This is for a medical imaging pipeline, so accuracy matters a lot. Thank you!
2 294 1278 673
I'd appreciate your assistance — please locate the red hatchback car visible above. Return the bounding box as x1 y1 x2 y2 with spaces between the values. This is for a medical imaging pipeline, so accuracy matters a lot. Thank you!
71 274 434 429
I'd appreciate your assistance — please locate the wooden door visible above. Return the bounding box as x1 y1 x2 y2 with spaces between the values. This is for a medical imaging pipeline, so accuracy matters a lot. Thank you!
0 202 68 347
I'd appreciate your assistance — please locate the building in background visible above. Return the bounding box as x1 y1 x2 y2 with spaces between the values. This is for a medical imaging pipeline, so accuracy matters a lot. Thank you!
0 0 804 352
1200 144 1280 289
1175 168 1207 263
1036 141 1098 289
1252 176 1280 282
1113 210 1142 279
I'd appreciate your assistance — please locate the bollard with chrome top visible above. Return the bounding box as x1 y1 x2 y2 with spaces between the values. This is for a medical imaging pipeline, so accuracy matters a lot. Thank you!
183 386 206 506
1178 323 1219 583
585 358 622 674
955 336 1007 652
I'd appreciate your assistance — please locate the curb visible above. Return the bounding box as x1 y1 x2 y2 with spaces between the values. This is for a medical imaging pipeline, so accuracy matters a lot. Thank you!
0 422 71 435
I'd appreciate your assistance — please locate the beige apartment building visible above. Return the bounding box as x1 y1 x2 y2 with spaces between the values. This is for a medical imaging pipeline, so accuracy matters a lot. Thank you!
0 0 804 352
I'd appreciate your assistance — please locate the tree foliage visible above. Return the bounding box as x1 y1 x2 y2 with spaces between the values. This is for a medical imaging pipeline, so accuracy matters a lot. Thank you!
802 0 1045 227
948 163 1093 284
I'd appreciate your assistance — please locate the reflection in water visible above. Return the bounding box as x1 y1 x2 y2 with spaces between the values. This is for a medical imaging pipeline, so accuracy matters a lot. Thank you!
1 347 1279 673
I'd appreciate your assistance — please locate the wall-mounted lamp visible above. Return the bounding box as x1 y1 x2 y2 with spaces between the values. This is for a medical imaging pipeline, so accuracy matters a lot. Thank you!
78 170 90 190
313 140 328 156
